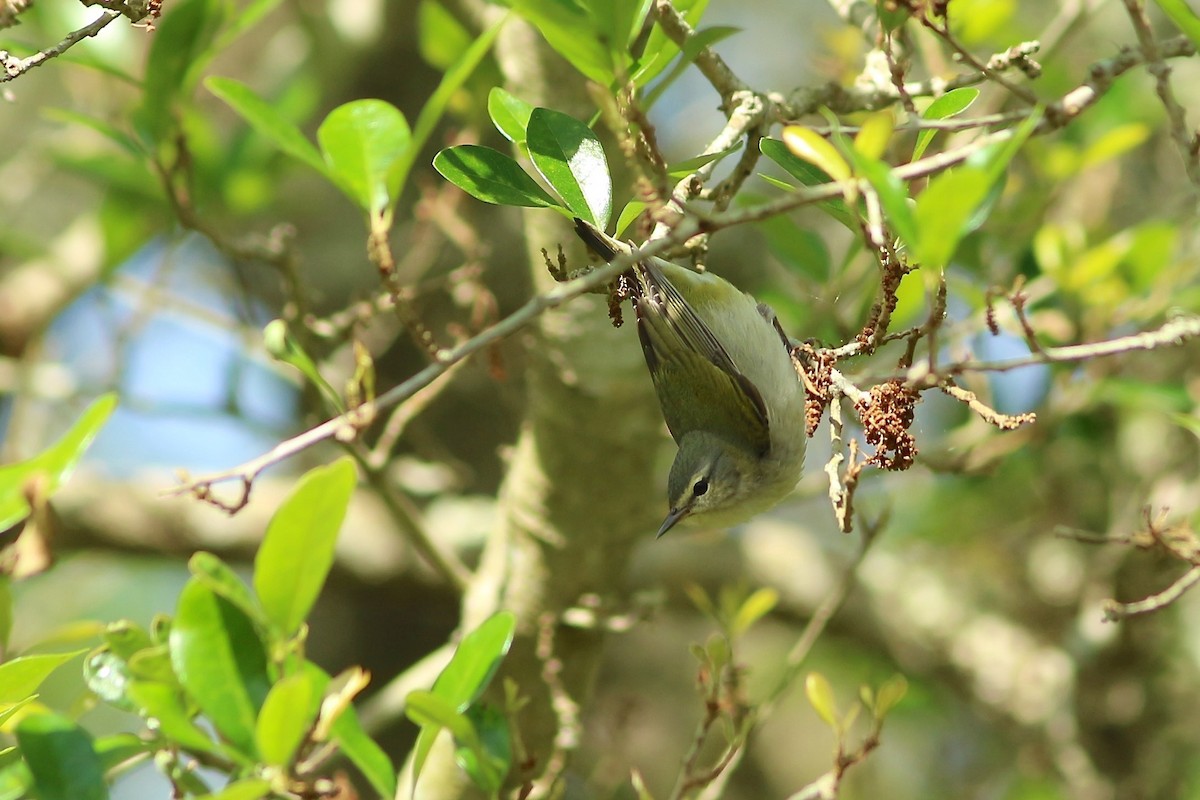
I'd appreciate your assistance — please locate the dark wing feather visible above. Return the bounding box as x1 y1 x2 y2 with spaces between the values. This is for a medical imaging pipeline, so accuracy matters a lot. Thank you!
635 261 771 455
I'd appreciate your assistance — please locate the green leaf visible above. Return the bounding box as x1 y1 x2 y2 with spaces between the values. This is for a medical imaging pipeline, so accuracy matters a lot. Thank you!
169 580 271 755
254 457 357 636
0 394 116 533
197 777 273 800
317 100 412 215
434 145 563 209
455 704 511 793
730 587 778 636
92 732 152 772
854 110 894 161
914 87 979 160
510 0 614 84
526 107 611 228
488 87 535 145
641 24 740 109
1153 0 1200 49
138 0 224 143
781 126 852 182
329 698 397 799
125 680 231 759
755 213 830 281
15 713 106 800
846 147 917 250
430 611 517 711
205 77 326 174
913 166 991 269
255 673 316 767
805 672 838 727
874 673 908 718
189 552 263 628
614 199 648 237
417 0 471 69
393 13 508 198
102 620 153 661
632 0 710 86
759 138 856 229
0 651 86 705
666 142 741 177
405 690 476 741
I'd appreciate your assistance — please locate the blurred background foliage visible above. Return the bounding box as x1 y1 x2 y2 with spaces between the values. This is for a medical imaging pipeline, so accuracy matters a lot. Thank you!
2 0 1200 798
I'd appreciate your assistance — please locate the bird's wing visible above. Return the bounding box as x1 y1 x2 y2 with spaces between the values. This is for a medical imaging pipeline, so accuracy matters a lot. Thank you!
636 260 771 455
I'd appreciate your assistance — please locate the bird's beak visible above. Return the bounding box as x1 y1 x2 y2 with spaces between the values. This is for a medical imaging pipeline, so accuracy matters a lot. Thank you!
656 506 689 539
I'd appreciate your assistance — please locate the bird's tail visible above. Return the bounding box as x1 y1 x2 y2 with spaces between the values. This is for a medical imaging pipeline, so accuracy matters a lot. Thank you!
573 217 623 262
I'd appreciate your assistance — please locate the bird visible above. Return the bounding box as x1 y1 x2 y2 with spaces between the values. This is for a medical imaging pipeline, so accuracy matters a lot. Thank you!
573 218 808 537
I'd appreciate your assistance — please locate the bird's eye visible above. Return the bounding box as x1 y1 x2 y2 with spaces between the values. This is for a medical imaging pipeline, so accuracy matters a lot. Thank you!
693 478 709 497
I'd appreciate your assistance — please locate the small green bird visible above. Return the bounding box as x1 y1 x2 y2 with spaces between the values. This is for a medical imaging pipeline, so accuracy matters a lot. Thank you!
574 219 807 537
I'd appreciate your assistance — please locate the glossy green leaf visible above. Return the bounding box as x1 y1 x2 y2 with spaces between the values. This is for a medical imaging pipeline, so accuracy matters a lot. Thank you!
15 714 106 800
393 13 507 197
914 87 979 160
169 580 270 755
805 672 838 727
0 394 116 533
510 0 614 84
1153 0 1200 49
254 457 357 636
527 108 611 228
0 650 86 705
488 87 535 144
189 552 263 627
433 145 562 209
913 166 991 269
589 0 653 53
255 673 316 767
138 0 224 142
317 100 412 215
205 77 326 174
430 611 517 711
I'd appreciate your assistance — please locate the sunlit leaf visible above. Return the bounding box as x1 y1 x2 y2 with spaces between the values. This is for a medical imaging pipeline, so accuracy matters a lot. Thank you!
254 458 357 636
0 394 116 533
526 108 612 228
